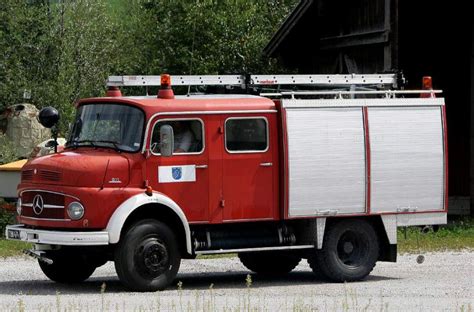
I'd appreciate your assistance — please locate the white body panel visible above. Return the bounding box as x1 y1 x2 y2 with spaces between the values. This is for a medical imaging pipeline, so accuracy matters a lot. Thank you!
369 107 445 213
285 107 366 216
106 192 192 254
283 98 446 219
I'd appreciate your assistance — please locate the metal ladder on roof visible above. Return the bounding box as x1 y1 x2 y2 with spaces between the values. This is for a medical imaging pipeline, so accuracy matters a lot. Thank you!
107 73 402 88
106 73 441 98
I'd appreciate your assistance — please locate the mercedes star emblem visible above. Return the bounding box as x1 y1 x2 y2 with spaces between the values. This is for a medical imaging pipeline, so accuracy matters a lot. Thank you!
32 194 44 215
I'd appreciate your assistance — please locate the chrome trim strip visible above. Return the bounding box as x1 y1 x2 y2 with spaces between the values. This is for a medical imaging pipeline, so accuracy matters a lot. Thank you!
43 204 64 209
21 216 71 222
224 116 270 154
142 110 278 153
22 203 64 209
20 189 80 201
195 245 315 255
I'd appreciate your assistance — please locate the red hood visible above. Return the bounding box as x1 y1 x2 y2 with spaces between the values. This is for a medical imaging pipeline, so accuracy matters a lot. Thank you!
22 149 130 187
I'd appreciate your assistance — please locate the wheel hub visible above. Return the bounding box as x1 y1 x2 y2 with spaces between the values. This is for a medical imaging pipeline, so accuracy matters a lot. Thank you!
343 241 354 254
337 231 368 267
135 238 169 278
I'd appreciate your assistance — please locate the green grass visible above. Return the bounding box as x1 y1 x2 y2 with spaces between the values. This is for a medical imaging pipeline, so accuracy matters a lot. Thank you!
0 239 31 258
397 217 474 253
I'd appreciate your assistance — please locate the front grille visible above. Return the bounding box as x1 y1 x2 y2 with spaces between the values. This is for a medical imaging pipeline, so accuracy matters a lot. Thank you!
21 191 66 220
21 205 65 219
38 170 62 182
21 170 34 181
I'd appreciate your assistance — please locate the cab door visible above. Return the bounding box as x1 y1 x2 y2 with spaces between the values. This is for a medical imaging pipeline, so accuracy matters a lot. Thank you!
221 114 277 221
146 116 210 222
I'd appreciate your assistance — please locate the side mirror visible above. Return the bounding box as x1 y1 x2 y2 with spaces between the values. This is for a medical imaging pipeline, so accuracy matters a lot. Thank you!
38 107 60 128
160 125 174 157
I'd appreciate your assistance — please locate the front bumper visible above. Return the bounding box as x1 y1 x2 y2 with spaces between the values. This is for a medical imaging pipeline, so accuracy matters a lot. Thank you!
5 224 109 246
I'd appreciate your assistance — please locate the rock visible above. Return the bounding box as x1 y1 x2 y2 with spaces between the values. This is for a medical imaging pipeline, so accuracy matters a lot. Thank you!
3 104 51 158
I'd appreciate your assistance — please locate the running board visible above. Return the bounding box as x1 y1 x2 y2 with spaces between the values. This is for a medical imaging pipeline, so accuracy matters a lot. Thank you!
195 244 315 255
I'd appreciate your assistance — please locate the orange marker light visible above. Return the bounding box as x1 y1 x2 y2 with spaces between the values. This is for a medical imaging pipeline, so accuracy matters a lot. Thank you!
421 76 434 98
161 74 171 88
422 76 432 90
145 185 153 196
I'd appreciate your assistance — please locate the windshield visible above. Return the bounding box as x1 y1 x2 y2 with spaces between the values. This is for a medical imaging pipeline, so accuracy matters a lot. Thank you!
67 103 145 152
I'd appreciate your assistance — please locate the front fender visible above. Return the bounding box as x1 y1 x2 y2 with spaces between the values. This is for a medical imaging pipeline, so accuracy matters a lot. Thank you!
105 192 192 254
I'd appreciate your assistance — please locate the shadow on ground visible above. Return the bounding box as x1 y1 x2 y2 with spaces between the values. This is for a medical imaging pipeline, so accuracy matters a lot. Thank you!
0 269 398 295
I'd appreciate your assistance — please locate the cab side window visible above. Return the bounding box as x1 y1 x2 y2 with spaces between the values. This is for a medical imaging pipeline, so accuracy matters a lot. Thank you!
151 119 204 154
225 118 268 152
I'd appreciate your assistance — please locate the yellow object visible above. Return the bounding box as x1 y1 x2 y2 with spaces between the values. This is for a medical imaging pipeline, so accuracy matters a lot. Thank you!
0 159 27 172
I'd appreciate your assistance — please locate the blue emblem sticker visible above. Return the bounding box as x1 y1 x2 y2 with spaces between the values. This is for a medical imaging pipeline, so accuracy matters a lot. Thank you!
172 167 182 180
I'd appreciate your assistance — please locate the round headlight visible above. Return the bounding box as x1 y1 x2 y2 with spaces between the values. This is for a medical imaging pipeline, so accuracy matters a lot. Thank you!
16 198 22 215
67 202 84 220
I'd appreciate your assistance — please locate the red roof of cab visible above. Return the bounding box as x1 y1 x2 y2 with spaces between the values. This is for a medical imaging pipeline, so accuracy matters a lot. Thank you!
77 95 276 119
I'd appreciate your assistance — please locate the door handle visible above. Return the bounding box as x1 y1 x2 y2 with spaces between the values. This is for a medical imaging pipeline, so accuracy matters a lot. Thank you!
260 162 273 167
195 165 208 169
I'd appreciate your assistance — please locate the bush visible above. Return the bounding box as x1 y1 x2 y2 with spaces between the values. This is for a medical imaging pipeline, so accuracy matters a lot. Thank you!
0 133 20 165
0 202 15 238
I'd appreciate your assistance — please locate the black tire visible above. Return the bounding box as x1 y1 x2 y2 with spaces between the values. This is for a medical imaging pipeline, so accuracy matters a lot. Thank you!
39 252 96 283
114 219 181 291
309 219 379 282
238 251 301 275
307 257 325 279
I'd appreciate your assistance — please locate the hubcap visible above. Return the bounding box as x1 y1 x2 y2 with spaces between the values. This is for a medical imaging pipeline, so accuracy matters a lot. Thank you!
135 237 169 278
343 241 354 254
336 231 368 267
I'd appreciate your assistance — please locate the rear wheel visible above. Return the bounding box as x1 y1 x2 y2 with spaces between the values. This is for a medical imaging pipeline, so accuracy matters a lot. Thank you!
238 251 301 275
39 252 96 283
308 219 379 282
114 219 181 291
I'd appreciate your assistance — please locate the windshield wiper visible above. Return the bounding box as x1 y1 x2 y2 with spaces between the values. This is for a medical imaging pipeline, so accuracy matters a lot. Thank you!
66 139 96 149
93 140 122 152
66 139 122 152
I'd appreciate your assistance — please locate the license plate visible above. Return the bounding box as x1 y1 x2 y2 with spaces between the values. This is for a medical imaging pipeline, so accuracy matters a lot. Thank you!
7 229 20 240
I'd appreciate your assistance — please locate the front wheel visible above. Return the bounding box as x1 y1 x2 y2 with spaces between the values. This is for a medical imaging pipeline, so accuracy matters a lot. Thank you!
39 252 96 283
308 219 379 282
114 219 181 291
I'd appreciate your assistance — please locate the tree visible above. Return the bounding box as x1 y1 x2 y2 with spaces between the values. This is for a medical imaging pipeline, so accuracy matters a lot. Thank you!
0 0 297 135
120 0 297 76
0 0 120 132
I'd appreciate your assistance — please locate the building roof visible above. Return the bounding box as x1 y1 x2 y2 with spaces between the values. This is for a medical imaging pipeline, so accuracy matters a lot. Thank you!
263 0 314 57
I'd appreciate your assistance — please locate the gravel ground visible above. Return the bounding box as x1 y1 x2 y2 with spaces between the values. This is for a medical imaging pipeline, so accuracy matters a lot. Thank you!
0 251 472 311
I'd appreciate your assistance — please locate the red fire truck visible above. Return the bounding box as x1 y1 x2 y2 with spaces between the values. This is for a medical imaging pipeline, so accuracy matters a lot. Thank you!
5 74 447 291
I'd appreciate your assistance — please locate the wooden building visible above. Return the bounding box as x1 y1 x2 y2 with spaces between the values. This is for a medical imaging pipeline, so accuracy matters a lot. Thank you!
265 0 473 215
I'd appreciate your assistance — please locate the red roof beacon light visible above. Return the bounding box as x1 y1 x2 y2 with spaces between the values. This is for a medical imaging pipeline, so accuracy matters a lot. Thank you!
106 86 122 97
421 76 434 98
158 74 175 99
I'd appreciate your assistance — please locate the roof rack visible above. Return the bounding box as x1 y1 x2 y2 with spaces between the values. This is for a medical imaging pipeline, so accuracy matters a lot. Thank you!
107 73 401 89
261 89 443 99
